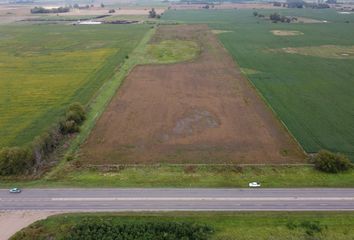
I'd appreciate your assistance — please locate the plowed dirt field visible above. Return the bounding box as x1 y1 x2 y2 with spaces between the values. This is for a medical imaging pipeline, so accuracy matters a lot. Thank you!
80 25 304 164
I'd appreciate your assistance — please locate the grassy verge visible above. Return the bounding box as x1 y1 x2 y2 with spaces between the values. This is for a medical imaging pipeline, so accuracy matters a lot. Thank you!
11 212 354 240
1 165 353 188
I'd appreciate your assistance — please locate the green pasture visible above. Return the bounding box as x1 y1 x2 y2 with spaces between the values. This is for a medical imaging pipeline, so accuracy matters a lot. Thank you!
0 24 148 148
12 212 354 240
163 9 354 159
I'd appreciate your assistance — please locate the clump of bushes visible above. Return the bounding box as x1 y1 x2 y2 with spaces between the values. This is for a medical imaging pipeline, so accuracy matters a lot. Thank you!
286 220 326 236
0 102 86 176
253 11 292 23
64 220 213 240
312 150 352 173
148 8 161 19
0 147 34 175
269 12 293 23
60 102 86 134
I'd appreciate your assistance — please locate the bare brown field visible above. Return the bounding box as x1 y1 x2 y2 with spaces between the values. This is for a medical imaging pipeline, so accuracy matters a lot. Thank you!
0 4 165 24
80 25 304 165
170 3 284 10
56 7 165 16
0 5 33 24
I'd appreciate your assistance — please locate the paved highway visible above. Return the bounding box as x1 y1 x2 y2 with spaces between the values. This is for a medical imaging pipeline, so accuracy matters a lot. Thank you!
1 188 354 211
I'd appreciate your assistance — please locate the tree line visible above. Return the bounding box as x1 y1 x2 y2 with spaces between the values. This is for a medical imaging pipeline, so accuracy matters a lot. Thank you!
30 6 70 14
0 103 86 175
253 11 297 23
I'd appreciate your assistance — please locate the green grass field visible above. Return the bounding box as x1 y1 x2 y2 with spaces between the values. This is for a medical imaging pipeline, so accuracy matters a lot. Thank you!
1 165 353 188
163 9 354 159
0 24 149 148
12 212 354 240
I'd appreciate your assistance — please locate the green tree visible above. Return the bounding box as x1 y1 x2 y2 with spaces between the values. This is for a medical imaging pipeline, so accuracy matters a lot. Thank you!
312 150 352 173
148 8 156 18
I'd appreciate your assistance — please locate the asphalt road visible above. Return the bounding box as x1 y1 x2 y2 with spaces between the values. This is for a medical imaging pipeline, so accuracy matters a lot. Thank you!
1 188 354 211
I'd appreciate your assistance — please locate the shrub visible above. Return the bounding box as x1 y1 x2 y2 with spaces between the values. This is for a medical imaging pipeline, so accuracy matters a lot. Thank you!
60 103 86 134
286 220 326 236
67 102 86 124
32 125 62 164
312 150 352 173
300 220 323 236
0 147 34 175
66 110 84 125
60 119 80 134
149 8 157 18
270 12 281 22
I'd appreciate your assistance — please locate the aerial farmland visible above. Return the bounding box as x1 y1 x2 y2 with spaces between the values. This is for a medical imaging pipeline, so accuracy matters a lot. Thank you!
1 1 354 238
0 24 148 147
0 0 353 186
163 8 354 159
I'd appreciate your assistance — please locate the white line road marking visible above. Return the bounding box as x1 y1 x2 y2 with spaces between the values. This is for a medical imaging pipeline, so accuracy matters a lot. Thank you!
48 197 354 201
1 197 354 202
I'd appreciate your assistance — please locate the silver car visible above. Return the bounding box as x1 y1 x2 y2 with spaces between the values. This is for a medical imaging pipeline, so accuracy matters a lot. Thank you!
248 182 261 188
9 188 21 193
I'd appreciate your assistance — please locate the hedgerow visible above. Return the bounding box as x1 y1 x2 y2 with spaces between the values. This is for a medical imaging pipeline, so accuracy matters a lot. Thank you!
64 220 213 240
0 102 86 176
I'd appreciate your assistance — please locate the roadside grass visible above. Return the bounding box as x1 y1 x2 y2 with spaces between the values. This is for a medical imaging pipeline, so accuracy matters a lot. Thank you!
1 165 353 188
11 212 354 240
0 24 149 148
163 9 354 160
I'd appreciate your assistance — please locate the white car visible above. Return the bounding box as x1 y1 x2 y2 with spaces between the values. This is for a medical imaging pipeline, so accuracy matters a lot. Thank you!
9 188 21 193
248 182 261 188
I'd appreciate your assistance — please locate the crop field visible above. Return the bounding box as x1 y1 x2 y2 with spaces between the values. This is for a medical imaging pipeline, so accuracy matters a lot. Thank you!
80 24 303 165
163 9 354 159
0 24 148 148
12 212 354 240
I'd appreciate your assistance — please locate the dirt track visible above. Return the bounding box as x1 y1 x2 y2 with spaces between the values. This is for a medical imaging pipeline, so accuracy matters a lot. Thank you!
81 25 304 164
0 211 59 240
